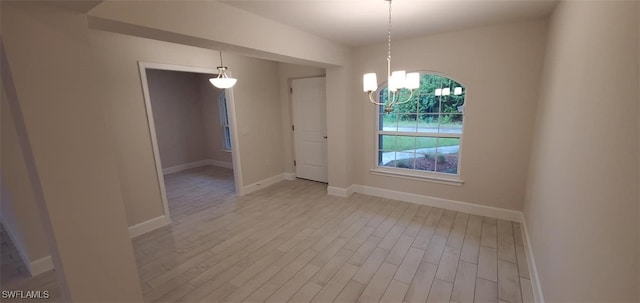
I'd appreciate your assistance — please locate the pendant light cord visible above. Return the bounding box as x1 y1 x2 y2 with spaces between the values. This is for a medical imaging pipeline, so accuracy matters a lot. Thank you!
219 51 224 67
387 0 392 78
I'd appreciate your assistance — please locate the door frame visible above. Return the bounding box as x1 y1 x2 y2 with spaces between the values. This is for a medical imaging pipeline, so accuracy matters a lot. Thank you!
138 61 244 218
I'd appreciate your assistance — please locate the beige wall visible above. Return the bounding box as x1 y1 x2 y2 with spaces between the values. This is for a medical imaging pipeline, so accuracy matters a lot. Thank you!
92 29 283 225
147 69 207 168
2 3 143 300
277 63 326 175
198 74 232 164
351 19 548 210
91 30 218 226
227 54 285 185
327 65 354 188
524 1 639 301
1 88 50 267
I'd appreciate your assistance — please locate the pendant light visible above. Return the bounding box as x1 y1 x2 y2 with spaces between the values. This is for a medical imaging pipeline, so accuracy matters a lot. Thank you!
210 51 237 89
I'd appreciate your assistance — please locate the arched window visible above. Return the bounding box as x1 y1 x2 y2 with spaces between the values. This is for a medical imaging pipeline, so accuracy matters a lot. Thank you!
376 73 465 178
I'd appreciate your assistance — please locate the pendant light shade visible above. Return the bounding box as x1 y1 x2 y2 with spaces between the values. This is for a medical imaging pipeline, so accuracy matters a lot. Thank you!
210 52 237 89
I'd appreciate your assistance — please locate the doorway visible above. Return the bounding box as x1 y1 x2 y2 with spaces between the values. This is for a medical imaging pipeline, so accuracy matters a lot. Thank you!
138 62 243 218
292 77 328 183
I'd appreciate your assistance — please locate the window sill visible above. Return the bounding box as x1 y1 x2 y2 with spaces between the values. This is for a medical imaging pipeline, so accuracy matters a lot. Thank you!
369 167 464 186
221 149 232 153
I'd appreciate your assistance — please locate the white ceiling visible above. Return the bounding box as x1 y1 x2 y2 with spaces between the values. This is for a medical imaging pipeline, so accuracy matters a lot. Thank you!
221 0 558 47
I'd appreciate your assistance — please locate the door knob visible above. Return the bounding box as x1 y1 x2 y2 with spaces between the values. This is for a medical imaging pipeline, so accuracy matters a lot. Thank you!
323 136 328 139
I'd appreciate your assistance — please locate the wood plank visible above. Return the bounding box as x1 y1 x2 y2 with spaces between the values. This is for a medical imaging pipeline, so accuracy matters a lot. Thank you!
289 282 323 303
385 234 414 265
265 263 320 303
497 219 516 263
394 247 425 284
450 260 477 303
352 247 390 285
474 278 498 303
379 279 409 303
477 246 498 282
310 263 358 303
520 277 535 303
426 278 453 303
461 215 483 264
513 223 530 279
435 246 461 283
480 219 498 249
405 261 438 303
423 235 447 265
412 208 444 250
497 260 522 303
358 262 398 303
333 280 367 303
243 249 317 302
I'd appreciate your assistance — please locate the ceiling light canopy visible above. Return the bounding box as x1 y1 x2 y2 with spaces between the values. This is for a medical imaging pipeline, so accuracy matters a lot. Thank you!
363 0 419 113
209 51 237 89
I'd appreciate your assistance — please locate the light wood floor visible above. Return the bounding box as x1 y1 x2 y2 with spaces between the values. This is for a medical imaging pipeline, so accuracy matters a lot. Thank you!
1 166 535 302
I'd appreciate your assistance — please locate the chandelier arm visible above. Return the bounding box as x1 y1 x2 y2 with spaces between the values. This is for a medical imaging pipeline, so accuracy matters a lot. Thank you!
388 90 400 106
368 91 386 106
392 89 415 105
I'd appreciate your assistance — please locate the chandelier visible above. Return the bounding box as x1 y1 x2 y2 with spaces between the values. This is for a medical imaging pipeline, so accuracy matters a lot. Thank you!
363 0 419 113
210 51 237 89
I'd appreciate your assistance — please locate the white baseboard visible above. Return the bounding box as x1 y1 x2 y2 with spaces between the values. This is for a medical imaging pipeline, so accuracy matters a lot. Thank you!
1 221 53 276
283 172 296 181
208 160 233 169
162 160 209 175
351 185 523 223
240 173 286 196
128 215 171 238
520 217 545 303
327 185 354 198
29 256 54 276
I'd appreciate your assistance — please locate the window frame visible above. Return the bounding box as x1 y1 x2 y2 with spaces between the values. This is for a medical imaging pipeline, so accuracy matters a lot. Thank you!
218 92 232 152
370 71 466 186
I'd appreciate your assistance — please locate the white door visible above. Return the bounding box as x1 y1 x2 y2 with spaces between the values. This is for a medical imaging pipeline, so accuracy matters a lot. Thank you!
292 77 328 183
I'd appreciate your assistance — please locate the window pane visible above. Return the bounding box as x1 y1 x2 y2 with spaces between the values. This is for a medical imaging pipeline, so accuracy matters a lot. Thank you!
395 152 416 170
224 127 232 150
379 151 396 167
418 114 439 133
435 138 460 174
415 153 436 172
392 91 418 113
380 113 397 131
397 114 417 132
441 94 465 113
417 94 439 113
439 114 463 134
379 134 398 151
415 137 439 149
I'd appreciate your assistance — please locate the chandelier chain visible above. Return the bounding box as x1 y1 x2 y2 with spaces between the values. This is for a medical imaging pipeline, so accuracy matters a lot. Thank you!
387 0 392 77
